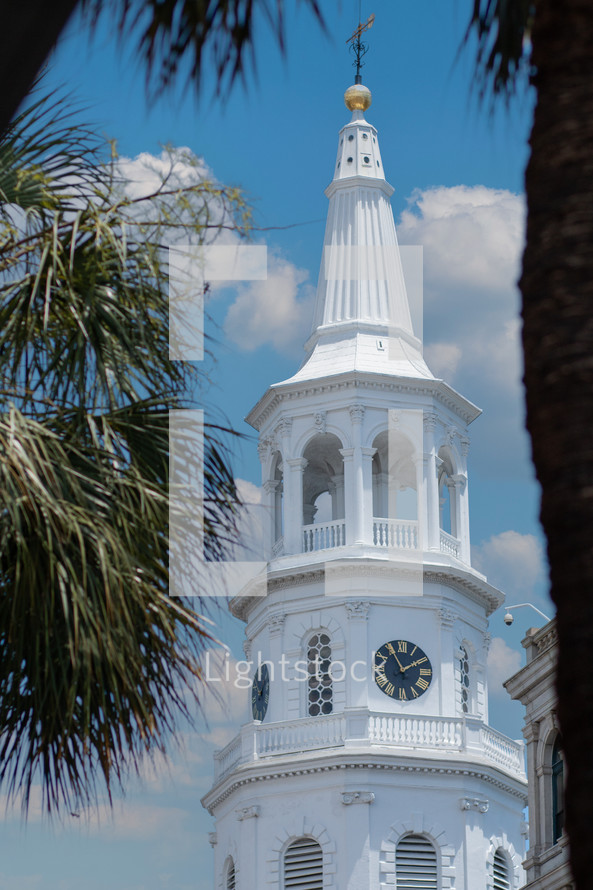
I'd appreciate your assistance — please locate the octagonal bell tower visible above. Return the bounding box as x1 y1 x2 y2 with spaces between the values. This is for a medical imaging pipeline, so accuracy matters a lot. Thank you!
202 77 527 890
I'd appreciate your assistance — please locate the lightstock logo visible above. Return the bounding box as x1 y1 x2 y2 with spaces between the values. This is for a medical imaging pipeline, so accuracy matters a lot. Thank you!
167 241 445 603
204 648 372 689
168 244 270 600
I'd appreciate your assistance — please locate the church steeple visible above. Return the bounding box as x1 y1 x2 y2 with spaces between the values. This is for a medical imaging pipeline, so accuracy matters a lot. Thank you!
203 46 527 890
294 82 433 383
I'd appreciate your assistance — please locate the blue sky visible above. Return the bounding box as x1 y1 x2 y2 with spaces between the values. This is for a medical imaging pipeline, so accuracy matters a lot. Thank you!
0 3 549 888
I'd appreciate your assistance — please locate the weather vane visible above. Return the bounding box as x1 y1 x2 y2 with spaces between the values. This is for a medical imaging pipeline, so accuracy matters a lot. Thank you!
346 11 375 84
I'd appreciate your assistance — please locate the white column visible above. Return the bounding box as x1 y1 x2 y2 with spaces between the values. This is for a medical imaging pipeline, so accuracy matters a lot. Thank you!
263 479 279 557
267 613 286 722
345 601 370 707
361 446 377 545
414 454 426 551
236 806 260 888
285 457 307 554
452 473 469 562
331 473 345 520
423 412 440 551
340 448 356 545
341 793 374 889
350 405 365 544
457 435 472 562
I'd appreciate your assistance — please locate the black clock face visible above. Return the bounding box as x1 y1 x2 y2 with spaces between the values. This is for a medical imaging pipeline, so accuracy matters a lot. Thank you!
251 663 270 721
374 640 432 701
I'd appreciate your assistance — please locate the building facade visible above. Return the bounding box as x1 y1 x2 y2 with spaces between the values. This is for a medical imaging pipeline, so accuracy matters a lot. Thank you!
505 621 572 890
202 80 527 890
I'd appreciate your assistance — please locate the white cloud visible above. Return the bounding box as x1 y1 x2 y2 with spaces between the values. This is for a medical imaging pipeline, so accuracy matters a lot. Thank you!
423 342 461 377
398 185 527 475
487 636 522 695
399 185 524 299
473 530 545 598
223 255 315 354
116 148 212 201
231 478 267 562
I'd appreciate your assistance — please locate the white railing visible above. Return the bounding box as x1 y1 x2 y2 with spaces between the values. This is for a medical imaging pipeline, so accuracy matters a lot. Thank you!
440 529 461 557
302 520 346 552
373 518 418 549
257 713 345 756
368 714 463 748
213 733 242 780
272 536 284 558
480 724 525 775
212 711 525 782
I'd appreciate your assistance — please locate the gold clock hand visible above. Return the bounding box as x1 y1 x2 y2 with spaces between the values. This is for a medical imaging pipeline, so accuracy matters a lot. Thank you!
393 653 406 673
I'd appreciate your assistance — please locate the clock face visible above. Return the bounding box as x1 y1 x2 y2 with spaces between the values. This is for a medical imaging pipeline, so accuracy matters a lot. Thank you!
374 640 432 701
251 663 270 721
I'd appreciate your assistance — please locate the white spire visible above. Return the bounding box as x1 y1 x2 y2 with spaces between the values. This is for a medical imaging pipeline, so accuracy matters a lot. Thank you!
289 84 433 384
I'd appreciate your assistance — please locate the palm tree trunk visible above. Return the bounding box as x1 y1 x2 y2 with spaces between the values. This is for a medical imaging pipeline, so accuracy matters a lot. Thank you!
521 1 593 885
1 0 79 133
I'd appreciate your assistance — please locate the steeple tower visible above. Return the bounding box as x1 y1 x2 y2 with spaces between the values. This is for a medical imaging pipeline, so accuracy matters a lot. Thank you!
297 81 432 383
203 69 527 890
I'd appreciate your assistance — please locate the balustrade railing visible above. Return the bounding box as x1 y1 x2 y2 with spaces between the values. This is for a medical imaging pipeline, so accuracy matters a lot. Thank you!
302 520 346 552
480 724 525 774
257 713 345 756
213 733 242 779
368 714 463 748
213 711 525 782
440 529 461 557
272 536 284 558
373 518 418 549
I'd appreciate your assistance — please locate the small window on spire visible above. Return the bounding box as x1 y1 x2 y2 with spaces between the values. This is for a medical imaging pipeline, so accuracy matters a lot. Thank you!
347 157 353 163
348 134 354 141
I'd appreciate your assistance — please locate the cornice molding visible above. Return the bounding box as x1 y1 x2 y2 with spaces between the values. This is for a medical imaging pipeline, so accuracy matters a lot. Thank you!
202 754 527 815
246 373 481 433
231 562 502 621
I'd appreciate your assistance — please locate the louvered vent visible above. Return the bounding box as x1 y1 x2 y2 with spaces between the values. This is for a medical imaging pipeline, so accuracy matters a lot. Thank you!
284 837 323 889
226 860 236 890
395 835 437 890
493 849 510 890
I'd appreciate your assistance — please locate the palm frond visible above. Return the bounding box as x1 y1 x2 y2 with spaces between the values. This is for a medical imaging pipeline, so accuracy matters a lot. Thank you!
465 0 534 98
82 0 326 99
0 88 248 816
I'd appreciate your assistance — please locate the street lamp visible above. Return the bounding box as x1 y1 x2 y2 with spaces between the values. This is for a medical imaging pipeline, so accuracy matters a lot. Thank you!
503 603 552 627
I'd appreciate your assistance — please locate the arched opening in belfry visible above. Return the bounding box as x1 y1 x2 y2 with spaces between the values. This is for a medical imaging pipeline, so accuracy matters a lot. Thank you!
372 430 417 520
271 451 284 543
302 434 344 526
438 449 456 537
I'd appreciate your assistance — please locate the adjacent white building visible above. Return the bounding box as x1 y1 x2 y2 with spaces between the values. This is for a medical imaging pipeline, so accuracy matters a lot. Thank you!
202 80 527 890
505 621 572 890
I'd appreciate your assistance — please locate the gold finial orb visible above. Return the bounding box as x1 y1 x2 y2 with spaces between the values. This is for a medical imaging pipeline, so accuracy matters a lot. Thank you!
344 83 372 112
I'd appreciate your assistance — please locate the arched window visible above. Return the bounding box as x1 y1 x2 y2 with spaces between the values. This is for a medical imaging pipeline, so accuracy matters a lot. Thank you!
552 737 565 843
307 633 332 716
284 837 323 889
372 430 417 521
459 646 470 714
492 848 511 890
395 834 437 890
302 434 344 527
225 858 236 890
